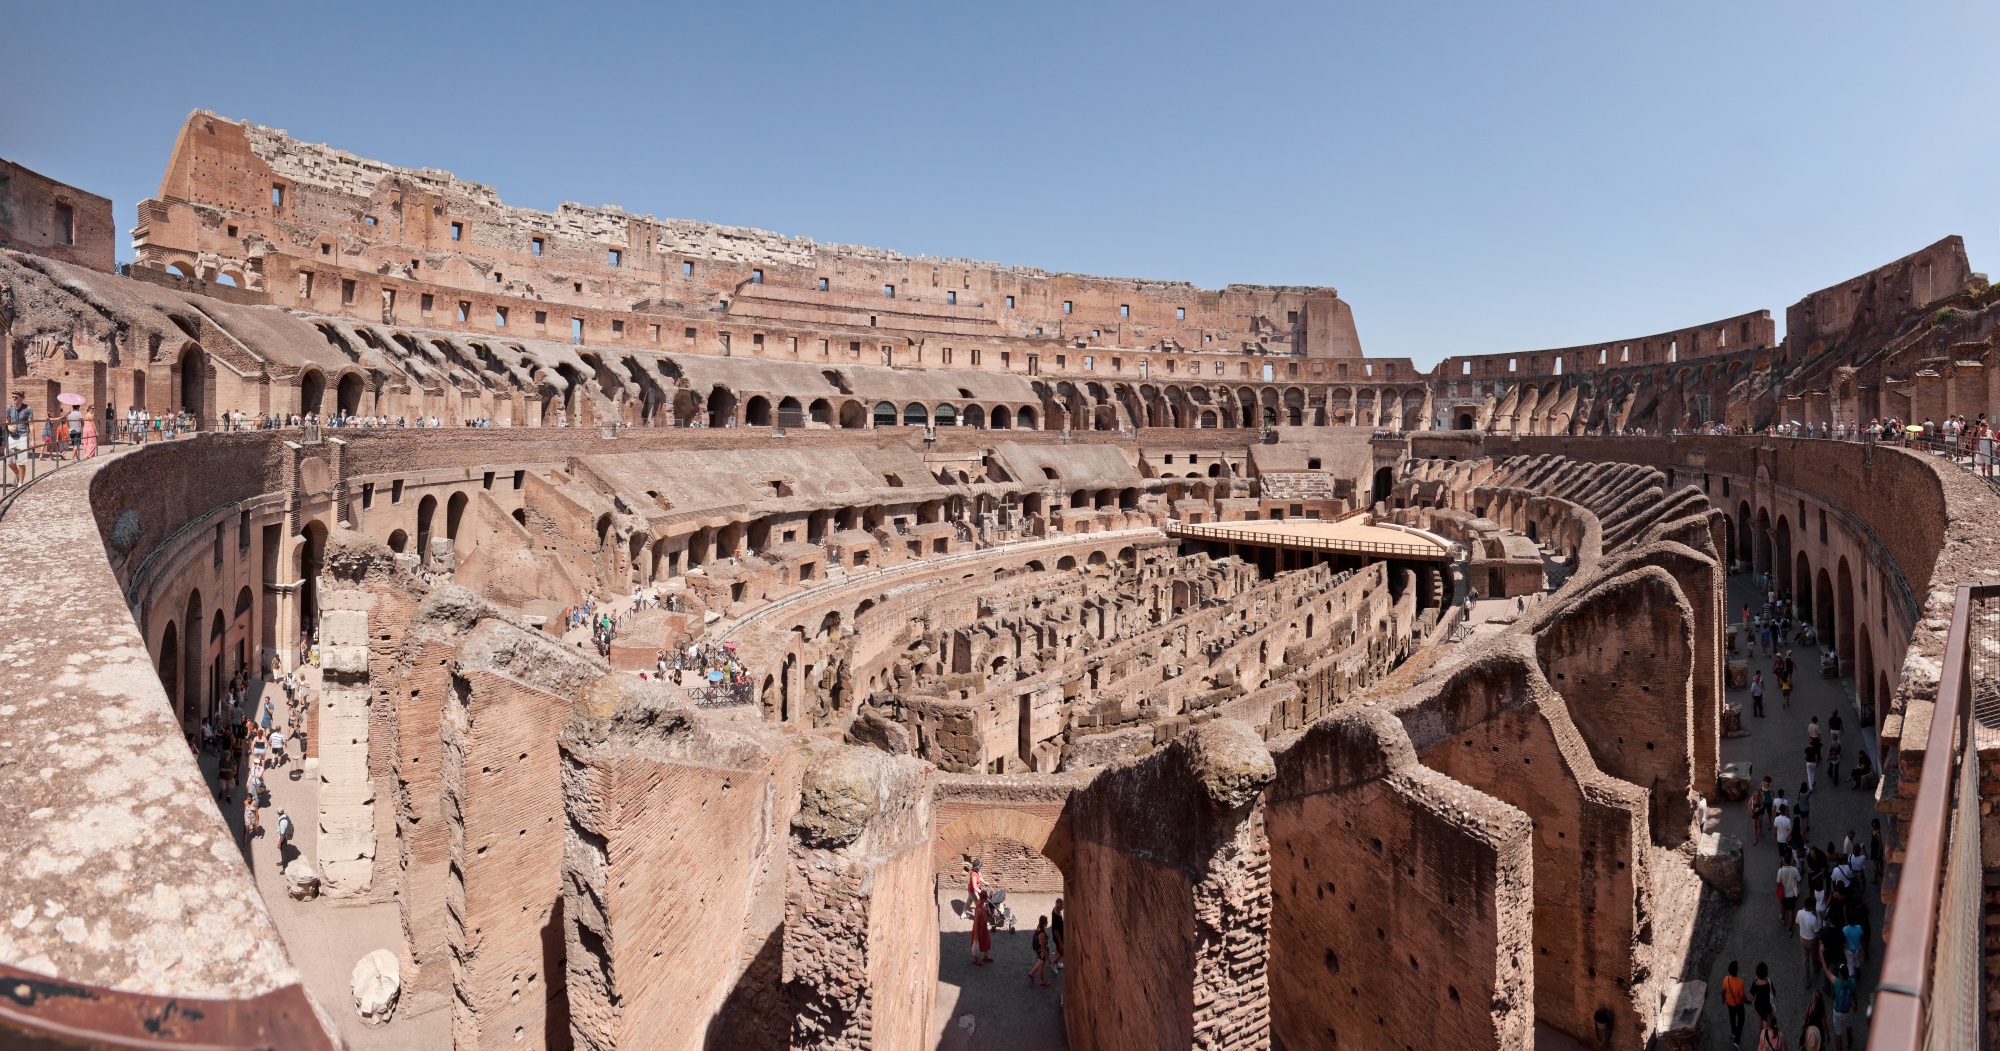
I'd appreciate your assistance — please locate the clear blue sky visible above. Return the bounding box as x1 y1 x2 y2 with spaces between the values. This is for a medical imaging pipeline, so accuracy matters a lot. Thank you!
6 1 1995 368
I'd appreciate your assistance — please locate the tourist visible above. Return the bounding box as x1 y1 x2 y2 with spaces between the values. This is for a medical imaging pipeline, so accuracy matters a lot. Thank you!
81 405 98 458
967 859 994 966
1794 783 1811 843
1824 960 1858 1050
1776 856 1800 930
1027 915 1051 987
1803 730 1817 792
4 392 32 489
1799 992 1826 1051
1756 1011 1787 1051
1750 782 1768 844
241 793 260 845
1772 791 1792 847
1049 897 1065 972
276 809 294 861
1751 672 1766 717
1721 960 1748 1049
1780 669 1793 710
1868 820 1884 883
269 726 286 768
1846 838 1868 893
1795 902 1821 986
1847 749 1873 790
1751 959 1778 1025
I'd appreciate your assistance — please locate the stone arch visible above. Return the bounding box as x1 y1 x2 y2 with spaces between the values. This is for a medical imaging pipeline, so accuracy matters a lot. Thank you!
417 494 437 555
932 807 1069 872
299 368 327 418
446 491 469 541
1836 557 1856 668
336 370 365 417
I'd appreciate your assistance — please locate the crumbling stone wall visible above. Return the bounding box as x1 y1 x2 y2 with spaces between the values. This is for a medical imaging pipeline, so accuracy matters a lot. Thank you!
1062 720 1276 1051
1266 708 1535 1050
559 674 798 1051
784 747 936 1051
441 617 603 1050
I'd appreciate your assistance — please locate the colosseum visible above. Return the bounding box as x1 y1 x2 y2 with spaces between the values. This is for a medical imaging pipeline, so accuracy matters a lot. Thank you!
2 112 1997 1051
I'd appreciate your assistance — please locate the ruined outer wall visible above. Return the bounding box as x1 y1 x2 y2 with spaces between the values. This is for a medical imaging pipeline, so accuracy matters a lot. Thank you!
0 157 116 273
134 112 1355 375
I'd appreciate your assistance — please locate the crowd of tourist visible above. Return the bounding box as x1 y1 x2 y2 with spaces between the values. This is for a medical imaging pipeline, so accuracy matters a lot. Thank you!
195 664 310 861
1718 572 1880 1051
657 639 752 704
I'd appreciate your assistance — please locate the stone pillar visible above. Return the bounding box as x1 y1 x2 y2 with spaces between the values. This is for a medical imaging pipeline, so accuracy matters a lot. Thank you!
1946 357 1985 420
315 555 376 896
1910 366 1945 423
443 618 604 1051
561 674 799 1051
785 746 937 1051
1064 720 1276 1051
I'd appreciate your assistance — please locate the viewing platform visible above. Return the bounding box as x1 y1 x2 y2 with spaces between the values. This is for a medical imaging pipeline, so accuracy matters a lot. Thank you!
1165 516 1455 562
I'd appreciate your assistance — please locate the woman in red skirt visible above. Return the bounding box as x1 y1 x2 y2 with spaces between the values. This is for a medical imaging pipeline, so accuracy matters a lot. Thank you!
968 859 994 965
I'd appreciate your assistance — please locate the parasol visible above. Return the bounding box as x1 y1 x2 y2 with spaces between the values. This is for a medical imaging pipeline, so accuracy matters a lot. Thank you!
56 392 85 405
707 670 724 683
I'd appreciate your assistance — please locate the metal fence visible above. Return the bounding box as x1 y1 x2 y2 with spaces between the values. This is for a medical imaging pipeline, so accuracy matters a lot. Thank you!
0 425 136 523
1870 582 1996 1051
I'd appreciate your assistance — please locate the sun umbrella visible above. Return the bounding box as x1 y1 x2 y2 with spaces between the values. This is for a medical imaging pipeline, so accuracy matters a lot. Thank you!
1906 425 1924 433
707 670 725 683
56 392 85 405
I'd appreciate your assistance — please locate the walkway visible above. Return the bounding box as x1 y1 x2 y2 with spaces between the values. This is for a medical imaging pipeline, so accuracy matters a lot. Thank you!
1696 572 1880 1049
198 665 449 1048
932 888 1066 1051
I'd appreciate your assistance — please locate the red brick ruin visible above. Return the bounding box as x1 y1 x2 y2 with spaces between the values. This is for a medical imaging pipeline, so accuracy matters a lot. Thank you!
4 111 2000 1050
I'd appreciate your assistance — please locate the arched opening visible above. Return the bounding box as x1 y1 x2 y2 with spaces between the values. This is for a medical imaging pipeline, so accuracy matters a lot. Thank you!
1455 412 1475 430
1774 518 1793 597
707 386 737 428
778 396 804 427
839 401 867 429
178 345 208 425
904 403 928 427
1019 407 1038 430
1793 551 1812 622
158 622 180 722
416 495 437 557
1814 567 1835 645
1856 631 1875 715
1056 555 1077 571
875 401 899 427
388 529 409 553
933 810 1069 1033
300 521 328 650
233 587 254 677
1753 508 1772 576
688 528 712 568
933 403 957 427
446 491 469 541
1371 467 1394 506
808 398 832 425
1736 502 1752 571
511 509 527 528
337 372 364 417
992 406 1012 430
181 590 204 722
744 395 772 427
299 369 326 418
1836 558 1856 669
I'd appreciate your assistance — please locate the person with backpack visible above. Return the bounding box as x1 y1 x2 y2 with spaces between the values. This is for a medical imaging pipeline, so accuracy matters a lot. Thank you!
1823 959 1858 1050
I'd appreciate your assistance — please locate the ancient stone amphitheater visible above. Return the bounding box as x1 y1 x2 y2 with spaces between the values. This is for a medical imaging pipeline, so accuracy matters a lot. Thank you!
4 112 1999 1051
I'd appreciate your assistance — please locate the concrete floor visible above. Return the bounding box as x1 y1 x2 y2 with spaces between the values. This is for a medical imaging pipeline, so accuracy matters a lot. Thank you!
932 887 1067 1051
1694 571 1880 1050
199 666 450 1050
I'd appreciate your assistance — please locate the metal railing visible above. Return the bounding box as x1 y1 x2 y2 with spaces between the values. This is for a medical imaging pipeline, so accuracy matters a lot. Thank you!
1165 521 1453 561
0 424 137 523
1869 582 1996 1050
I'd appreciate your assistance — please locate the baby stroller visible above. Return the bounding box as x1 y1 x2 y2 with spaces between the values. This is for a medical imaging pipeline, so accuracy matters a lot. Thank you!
986 887 1018 933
